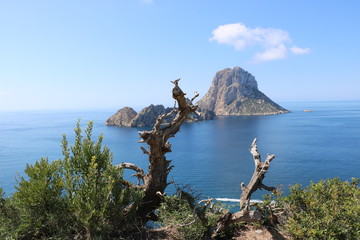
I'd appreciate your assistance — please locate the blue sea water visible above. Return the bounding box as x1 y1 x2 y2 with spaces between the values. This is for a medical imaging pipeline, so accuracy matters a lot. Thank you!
1 101 359 202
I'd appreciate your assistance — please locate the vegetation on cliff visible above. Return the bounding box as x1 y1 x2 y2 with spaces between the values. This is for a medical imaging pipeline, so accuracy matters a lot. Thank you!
1 123 359 240
0 82 359 240
0 121 143 239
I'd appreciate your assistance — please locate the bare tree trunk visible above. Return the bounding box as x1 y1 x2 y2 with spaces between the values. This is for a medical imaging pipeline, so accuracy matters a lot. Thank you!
118 80 277 235
214 138 276 236
120 79 199 221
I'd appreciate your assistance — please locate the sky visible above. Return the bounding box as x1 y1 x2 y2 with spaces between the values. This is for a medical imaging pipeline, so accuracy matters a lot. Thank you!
0 0 359 111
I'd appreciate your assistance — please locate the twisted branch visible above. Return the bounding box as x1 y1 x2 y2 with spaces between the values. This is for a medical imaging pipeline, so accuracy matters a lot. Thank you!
117 162 145 185
128 79 199 221
240 138 276 210
213 138 277 237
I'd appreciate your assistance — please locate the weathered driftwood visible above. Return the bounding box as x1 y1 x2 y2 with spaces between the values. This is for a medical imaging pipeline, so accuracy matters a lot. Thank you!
214 138 276 236
119 79 198 221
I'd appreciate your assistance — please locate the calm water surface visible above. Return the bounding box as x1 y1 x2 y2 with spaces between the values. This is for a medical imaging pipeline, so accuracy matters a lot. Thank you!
1 101 359 201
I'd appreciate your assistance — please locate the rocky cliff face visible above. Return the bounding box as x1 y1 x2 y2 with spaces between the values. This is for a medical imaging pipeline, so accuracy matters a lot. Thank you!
132 104 172 127
105 107 137 127
106 104 216 127
197 67 288 115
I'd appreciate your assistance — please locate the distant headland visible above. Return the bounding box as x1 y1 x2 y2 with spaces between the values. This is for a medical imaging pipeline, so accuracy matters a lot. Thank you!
106 67 288 127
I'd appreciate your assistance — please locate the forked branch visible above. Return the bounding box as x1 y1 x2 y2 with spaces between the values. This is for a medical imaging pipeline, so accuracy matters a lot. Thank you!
127 79 198 221
153 107 177 131
240 138 275 210
213 138 277 237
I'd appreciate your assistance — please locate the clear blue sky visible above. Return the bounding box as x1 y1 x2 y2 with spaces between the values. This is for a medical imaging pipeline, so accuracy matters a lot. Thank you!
1 0 359 111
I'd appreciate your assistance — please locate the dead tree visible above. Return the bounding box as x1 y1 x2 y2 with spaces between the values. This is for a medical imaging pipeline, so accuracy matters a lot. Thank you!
119 79 199 221
214 138 276 236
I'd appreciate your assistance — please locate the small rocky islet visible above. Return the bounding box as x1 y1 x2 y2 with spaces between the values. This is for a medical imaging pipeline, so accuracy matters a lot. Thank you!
105 104 215 128
106 67 289 127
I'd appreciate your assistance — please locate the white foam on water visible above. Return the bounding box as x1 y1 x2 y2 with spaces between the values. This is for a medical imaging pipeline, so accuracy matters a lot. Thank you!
215 198 239 202
215 198 263 203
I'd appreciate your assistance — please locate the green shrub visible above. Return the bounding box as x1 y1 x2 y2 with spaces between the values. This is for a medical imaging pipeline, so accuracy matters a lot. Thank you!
277 178 360 240
0 188 20 239
158 194 207 240
157 186 222 240
0 121 142 239
61 121 142 239
12 158 70 239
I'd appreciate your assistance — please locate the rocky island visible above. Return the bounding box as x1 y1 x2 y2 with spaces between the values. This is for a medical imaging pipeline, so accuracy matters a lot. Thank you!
197 67 288 115
106 67 288 127
106 104 215 127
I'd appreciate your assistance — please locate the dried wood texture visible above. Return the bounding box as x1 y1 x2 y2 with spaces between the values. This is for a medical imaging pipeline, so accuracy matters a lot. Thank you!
240 138 276 210
214 139 276 236
120 79 198 221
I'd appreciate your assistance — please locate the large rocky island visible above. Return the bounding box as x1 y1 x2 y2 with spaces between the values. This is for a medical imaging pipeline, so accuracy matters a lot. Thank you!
106 67 288 127
197 66 288 115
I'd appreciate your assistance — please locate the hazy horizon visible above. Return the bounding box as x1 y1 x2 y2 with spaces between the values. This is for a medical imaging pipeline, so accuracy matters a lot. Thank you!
1 1 359 111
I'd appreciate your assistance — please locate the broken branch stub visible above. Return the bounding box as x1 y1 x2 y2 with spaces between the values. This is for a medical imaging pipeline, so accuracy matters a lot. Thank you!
117 162 145 185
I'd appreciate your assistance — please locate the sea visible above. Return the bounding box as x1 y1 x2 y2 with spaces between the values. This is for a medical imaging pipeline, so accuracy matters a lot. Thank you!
1 101 359 203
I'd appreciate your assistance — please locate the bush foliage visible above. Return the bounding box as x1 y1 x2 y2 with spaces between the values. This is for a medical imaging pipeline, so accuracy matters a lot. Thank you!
157 186 221 240
0 121 142 239
277 178 360 240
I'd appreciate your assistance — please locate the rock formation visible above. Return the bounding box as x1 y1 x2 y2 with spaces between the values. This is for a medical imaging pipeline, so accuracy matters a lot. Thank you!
106 104 216 127
105 107 137 127
197 67 288 115
106 67 287 127
131 105 172 127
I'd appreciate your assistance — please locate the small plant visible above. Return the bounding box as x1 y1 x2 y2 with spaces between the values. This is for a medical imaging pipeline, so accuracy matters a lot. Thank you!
277 178 360 240
158 195 207 239
157 185 224 240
